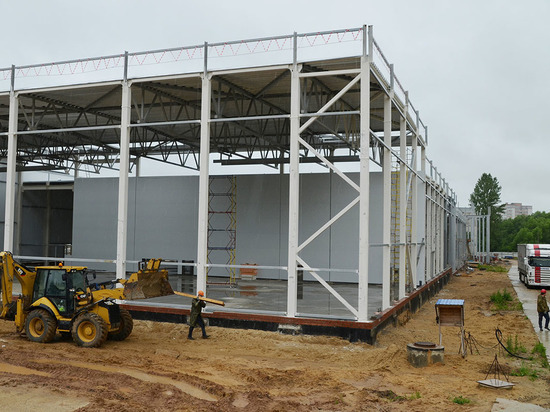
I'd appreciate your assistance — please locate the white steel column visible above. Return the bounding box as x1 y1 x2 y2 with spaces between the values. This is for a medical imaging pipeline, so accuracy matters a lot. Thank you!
419 143 426 285
432 182 436 276
4 67 18 252
197 71 212 294
398 110 407 299
440 184 445 271
286 34 300 317
15 171 23 255
436 181 439 281
436 187 442 275
357 25 372 321
485 207 491 264
116 57 131 279
425 184 431 280
382 93 391 309
410 113 418 289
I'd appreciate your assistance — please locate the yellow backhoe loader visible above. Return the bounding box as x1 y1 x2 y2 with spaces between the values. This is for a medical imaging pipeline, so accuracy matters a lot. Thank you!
0 251 174 348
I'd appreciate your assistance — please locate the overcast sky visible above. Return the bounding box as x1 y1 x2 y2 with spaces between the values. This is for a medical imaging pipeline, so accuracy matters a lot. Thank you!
1 0 548 211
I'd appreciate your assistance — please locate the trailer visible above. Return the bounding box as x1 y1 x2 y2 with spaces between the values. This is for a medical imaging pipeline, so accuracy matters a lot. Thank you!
517 244 550 288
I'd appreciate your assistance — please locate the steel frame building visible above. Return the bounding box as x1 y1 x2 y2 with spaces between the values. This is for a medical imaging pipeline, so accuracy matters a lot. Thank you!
0 26 467 323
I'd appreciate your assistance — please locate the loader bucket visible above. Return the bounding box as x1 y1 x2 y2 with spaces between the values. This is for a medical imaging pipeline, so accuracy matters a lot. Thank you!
122 270 174 300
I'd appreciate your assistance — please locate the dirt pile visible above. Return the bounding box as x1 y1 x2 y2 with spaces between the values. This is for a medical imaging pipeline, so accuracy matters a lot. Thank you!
0 263 549 411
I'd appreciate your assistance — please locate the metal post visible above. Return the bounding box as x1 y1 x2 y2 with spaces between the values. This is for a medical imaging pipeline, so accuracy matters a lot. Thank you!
441 188 445 271
450 201 457 270
15 171 23 255
44 184 51 257
409 92 418 290
382 92 391 309
434 187 439 276
287 32 300 317
4 65 18 252
357 25 372 321
439 190 444 273
486 207 491 264
116 52 131 278
417 143 425 285
426 182 432 280
398 105 407 299
197 66 212 294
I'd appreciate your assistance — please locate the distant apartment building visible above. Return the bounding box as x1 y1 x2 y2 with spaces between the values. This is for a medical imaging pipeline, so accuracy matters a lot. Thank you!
502 203 533 220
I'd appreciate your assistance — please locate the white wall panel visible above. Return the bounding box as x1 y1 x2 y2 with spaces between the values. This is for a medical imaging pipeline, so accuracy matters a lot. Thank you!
72 172 388 282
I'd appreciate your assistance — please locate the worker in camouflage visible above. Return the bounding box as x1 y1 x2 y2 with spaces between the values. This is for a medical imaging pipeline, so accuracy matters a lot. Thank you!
537 289 550 332
188 290 209 340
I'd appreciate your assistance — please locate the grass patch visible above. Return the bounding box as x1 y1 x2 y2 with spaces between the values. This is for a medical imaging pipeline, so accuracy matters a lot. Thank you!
479 264 508 272
490 289 522 310
506 335 527 355
491 289 512 304
408 391 421 400
510 362 539 380
531 343 549 368
452 395 471 405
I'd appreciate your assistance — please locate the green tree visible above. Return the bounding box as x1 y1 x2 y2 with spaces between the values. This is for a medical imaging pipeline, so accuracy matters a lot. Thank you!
469 173 505 251
469 173 504 216
492 211 550 251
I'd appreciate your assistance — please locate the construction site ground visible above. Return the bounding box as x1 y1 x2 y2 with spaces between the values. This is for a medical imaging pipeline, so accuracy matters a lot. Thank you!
1 261 549 411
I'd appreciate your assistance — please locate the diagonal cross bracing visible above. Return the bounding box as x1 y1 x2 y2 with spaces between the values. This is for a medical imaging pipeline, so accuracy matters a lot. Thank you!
296 256 359 318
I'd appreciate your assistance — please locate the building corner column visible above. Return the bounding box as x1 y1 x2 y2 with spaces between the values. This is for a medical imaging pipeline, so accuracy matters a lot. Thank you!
116 55 131 279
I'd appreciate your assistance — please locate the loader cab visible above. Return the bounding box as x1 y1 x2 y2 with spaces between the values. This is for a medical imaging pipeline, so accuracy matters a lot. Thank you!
32 266 88 316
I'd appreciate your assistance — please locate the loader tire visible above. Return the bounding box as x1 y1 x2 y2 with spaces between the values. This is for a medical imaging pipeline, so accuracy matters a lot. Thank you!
72 312 108 348
108 308 133 341
25 309 57 343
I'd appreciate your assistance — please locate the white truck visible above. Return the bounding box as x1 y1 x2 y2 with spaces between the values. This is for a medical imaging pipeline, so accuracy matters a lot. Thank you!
517 244 550 288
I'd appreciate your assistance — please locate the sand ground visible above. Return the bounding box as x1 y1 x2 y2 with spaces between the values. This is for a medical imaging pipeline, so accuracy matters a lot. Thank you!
0 262 549 411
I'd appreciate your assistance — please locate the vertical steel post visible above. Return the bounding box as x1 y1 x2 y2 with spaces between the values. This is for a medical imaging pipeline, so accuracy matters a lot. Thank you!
116 52 131 278
197 42 211 294
439 188 443 274
486 208 491 263
434 180 439 276
418 143 426 285
382 92 391 309
4 65 18 252
287 32 300 317
409 92 418 290
15 171 23 255
357 25 372 321
398 101 407 299
440 181 446 271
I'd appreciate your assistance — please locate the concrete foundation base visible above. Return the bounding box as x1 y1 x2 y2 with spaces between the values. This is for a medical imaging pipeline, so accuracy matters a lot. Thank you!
406 342 444 367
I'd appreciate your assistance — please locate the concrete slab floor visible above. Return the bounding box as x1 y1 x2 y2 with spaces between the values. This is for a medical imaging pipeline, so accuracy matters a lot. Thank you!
507 263 550 363
139 275 384 320
7 272 384 320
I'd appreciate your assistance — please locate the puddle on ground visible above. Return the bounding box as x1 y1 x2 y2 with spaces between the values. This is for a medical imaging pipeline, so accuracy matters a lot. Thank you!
0 385 88 411
0 362 50 377
35 358 217 401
